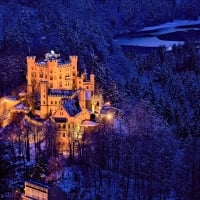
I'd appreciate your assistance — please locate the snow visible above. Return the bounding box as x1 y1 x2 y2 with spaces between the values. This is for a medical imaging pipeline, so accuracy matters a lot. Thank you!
58 167 78 193
141 17 200 31
114 35 184 48
114 18 200 48
15 103 29 110
81 120 98 127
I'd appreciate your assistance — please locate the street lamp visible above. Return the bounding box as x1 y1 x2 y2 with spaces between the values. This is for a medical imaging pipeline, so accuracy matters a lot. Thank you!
106 113 113 120
100 103 126 134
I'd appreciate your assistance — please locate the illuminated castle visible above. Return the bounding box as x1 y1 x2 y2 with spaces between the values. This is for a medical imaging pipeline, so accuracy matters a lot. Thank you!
26 51 101 152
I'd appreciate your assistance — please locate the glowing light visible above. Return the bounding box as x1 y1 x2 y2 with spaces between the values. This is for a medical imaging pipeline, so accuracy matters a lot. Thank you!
106 113 113 120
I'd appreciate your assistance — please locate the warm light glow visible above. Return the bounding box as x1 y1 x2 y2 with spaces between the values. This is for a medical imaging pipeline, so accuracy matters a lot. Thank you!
106 113 113 120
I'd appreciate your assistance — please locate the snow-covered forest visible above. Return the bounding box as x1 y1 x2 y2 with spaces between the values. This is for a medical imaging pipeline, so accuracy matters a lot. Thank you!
0 0 200 199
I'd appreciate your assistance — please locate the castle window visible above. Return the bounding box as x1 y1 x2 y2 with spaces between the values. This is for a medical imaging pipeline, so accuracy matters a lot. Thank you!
86 86 89 89
50 84 53 88
50 70 53 73
45 75 47 79
40 73 43 78
63 133 65 137
68 124 70 129
43 101 45 104
73 73 75 76
59 75 62 79
63 124 66 129
55 101 57 105
51 101 53 104
50 76 53 80
43 95 45 98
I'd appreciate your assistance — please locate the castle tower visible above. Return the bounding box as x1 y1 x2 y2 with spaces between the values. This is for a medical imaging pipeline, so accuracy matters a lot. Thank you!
69 56 78 69
40 81 48 119
90 73 95 93
47 59 57 89
69 56 78 89
79 88 86 109
26 56 36 94
82 69 87 81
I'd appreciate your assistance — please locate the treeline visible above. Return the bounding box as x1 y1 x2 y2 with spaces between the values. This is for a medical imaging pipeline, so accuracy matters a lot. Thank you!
0 115 58 196
123 43 200 137
63 104 200 200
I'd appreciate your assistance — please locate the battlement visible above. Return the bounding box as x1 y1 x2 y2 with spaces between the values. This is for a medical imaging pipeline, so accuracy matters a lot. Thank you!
27 53 78 69
35 62 47 67
58 63 71 68
69 55 78 60
27 56 36 65
47 59 57 63
27 56 36 60
69 55 78 64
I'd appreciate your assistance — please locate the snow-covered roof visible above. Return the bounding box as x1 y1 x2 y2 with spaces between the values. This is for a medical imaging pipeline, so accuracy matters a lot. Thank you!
26 180 50 189
5 96 17 101
62 98 81 117
48 89 75 97
81 120 98 127
15 103 29 110
18 92 27 97
85 90 92 100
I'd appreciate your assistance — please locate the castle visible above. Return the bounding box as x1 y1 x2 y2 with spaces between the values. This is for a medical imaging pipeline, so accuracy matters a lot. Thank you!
26 51 102 153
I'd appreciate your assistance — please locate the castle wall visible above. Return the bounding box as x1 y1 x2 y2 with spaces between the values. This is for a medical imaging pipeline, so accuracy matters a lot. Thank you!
55 108 90 153
27 56 78 92
47 96 62 115
40 81 48 119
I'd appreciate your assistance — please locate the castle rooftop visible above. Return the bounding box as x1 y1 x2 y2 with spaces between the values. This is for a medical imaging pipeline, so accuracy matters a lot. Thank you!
62 98 81 117
48 89 75 97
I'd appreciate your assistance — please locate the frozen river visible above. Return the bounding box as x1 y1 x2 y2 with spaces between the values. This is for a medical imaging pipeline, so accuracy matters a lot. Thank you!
114 17 200 49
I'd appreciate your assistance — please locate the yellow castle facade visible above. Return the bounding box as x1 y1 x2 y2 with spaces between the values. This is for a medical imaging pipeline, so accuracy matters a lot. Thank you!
26 51 101 153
